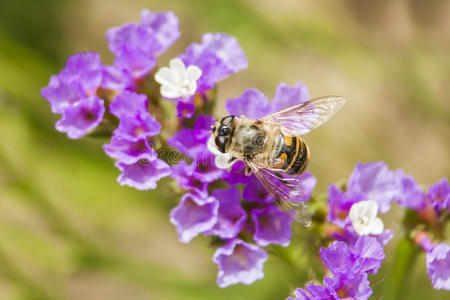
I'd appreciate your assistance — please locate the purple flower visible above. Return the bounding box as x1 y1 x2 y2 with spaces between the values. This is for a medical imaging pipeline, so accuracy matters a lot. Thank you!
180 33 248 92
113 112 161 141
347 162 403 213
327 185 365 228
55 96 105 139
427 178 449 212
394 172 426 210
223 161 250 185
320 236 385 276
205 187 246 239
212 239 268 288
426 243 450 290
251 206 293 247
171 160 224 194
170 192 219 243
226 81 310 119
167 115 214 159
106 10 179 78
115 150 170 190
59 52 103 94
103 136 151 164
109 91 148 118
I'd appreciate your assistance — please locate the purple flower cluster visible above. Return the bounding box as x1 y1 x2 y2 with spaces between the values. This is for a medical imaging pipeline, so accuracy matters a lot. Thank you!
288 236 384 300
41 9 181 189
168 82 317 287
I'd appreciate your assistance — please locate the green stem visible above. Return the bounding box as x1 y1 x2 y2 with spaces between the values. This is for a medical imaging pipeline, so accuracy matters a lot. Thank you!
385 237 420 300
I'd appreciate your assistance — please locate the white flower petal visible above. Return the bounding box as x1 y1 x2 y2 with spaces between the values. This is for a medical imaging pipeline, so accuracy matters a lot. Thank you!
161 84 181 99
154 67 174 85
169 58 186 72
186 65 202 81
215 152 236 169
369 217 384 235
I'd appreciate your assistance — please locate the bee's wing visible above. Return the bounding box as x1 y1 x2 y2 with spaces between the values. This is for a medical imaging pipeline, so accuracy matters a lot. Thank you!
246 160 312 227
260 96 345 136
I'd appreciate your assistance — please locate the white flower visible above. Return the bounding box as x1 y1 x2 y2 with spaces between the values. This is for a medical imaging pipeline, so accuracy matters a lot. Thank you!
207 135 236 169
349 200 384 235
154 58 202 99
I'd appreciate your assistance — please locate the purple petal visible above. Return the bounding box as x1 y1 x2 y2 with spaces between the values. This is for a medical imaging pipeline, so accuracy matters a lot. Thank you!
327 184 366 228
109 91 148 118
103 135 150 164
251 206 293 247
113 46 157 78
116 152 170 190
60 52 103 93
319 241 353 276
394 173 426 210
242 174 273 204
113 112 161 140
323 272 372 300
41 75 84 113
170 192 218 243
347 162 403 213
352 235 385 275
176 101 195 118
171 161 208 194
180 33 248 91
225 88 271 119
223 161 250 185
427 178 449 212
205 187 246 239
426 243 450 290
140 10 180 55
101 65 133 91
212 239 268 288
55 96 105 139
271 82 310 112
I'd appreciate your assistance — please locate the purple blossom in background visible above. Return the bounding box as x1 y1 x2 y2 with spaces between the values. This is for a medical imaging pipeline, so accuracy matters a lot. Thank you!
327 184 365 228
226 81 310 119
170 192 219 243
252 206 293 247
427 178 449 212
109 90 148 118
106 10 180 79
347 161 402 213
394 173 426 210
205 187 246 239
41 52 106 139
213 239 268 288
426 243 450 290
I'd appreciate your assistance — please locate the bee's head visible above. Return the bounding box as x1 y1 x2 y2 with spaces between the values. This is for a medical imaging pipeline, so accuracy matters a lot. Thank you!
212 115 236 153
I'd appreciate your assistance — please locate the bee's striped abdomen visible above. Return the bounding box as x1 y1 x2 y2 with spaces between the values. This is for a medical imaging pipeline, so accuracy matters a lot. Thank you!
276 135 310 175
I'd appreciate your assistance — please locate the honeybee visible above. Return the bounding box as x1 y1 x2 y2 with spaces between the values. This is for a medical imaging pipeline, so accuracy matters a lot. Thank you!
208 96 346 226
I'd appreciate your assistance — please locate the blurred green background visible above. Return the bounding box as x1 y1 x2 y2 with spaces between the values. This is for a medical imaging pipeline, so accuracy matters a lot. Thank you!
0 0 448 299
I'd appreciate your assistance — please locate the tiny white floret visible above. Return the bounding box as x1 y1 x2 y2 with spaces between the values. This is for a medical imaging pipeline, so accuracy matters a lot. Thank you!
349 200 384 235
154 58 202 99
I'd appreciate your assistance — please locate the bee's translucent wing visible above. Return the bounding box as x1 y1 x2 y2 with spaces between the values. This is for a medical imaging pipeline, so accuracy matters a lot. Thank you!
246 160 312 226
260 96 346 136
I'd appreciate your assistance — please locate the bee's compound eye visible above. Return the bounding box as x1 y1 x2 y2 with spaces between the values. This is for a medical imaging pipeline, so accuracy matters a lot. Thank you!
215 136 227 153
218 126 230 136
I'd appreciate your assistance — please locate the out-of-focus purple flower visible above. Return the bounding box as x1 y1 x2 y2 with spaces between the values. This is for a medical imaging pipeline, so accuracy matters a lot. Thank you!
106 10 179 79
225 81 310 119
41 52 108 139
55 96 105 139
427 178 449 212
426 243 450 290
168 115 215 158
327 185 365 228
113 112 161 141
226 89 271 119
347 162 402 213
115 150 170 190
222 161 250 185
109 90 148 118
271 82 310 112
170 191 219 243
180 33 248 92
394 173 426 210
205 187 246 239
212 239 268 288
320 236 385 276
251 206 293 247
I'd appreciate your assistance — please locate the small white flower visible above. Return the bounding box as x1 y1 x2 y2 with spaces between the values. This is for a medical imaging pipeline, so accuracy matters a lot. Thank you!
349 200 384 235
207 135 236 169
154 58 202 99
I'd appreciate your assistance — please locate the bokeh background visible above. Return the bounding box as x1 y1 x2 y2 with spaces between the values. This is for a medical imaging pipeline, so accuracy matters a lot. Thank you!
0 0 448 299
